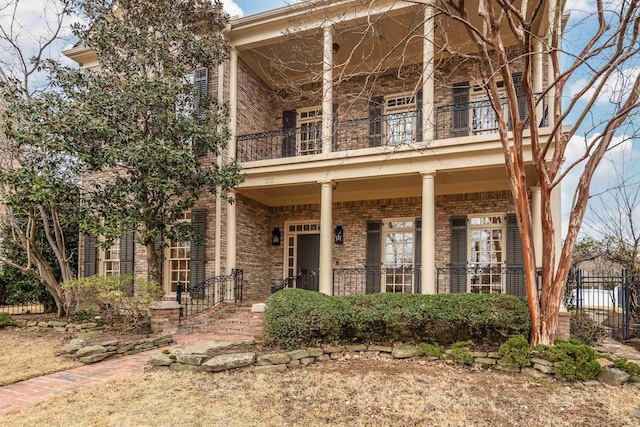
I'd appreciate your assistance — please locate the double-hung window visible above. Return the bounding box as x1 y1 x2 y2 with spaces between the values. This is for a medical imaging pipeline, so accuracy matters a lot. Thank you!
297 107 322 155
165 212 192 294
102 239 120 277
385 94 417 146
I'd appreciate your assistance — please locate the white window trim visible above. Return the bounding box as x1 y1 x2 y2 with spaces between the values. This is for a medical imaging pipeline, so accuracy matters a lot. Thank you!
282 220 321 280
383 92 417 146
381 217 416 294
296 106 322 156
99 238 121 277
467 213 507 294
163 212 192 295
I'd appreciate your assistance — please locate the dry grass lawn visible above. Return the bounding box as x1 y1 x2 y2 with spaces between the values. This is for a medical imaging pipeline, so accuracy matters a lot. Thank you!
2 358 640 426
0 328 81 386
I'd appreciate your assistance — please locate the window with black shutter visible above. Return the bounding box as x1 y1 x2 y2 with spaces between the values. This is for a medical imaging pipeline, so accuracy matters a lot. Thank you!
451 82 470 137
365 220 382 294
449 216 467 293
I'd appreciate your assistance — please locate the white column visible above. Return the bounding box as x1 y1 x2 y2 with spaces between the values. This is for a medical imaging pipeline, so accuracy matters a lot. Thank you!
215 62 225 277
546 0 557 129
421 172 436 294
552 182 562 269
229 47 238 160
226 48 238 278
322 24 333 155
319 181 333 295
531 186 542 268
422 4 435 142
533 41 544 126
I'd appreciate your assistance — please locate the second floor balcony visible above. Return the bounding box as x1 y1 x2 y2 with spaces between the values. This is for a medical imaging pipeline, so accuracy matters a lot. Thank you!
237 94 548 163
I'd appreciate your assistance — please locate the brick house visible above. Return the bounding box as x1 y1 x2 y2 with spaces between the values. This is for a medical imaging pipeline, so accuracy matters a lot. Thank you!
65 0 563 304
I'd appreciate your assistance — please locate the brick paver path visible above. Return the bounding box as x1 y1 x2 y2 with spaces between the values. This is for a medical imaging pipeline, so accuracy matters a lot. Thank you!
0 333 251 415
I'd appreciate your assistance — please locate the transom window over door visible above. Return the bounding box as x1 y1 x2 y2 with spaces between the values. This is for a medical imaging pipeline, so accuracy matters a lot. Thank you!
385 94 417 146
382 219 414 293
297 107 322 156
468 215 505 294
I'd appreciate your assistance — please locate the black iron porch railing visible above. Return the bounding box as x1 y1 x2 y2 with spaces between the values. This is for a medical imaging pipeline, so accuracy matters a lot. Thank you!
435 266 540 295
332 267 421 296
237 125 322 162
271 269 320 294
176 268 243 319
434 94 548 140
334 111 420 151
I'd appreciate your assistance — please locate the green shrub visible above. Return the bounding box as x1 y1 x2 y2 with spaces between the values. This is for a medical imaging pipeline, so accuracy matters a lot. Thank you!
419 342 445 358
532 340 602 381
67 308 97 324
570 310 607 345
0 312 11 327
613 358 640 381
450 340 474 365
264 289 531 350
498 334 531 367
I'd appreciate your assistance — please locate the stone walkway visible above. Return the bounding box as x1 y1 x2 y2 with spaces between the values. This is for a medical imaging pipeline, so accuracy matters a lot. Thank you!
0 333 251 415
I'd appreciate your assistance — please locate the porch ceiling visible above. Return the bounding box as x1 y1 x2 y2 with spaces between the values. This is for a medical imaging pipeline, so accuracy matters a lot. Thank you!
238 164 538 207
236 1 548 90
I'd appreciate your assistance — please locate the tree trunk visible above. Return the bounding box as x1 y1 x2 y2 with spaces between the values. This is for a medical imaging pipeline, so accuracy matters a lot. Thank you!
146 242 162 287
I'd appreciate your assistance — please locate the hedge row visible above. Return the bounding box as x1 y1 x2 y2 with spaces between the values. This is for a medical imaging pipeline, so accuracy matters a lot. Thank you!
264 289 531 350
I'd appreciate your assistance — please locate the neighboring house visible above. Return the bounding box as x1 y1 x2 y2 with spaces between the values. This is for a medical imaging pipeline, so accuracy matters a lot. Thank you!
64 0 564 303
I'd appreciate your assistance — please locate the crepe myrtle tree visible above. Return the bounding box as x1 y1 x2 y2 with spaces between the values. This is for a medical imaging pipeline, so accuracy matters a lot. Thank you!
422 0 640 345
4 0 243 287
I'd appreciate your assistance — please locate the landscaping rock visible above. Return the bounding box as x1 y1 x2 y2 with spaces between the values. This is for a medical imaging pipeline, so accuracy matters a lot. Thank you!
26 321 38 327
470 351 488 358
154 335 173 345
323 346 345 354
78 353 111 364
49 321 67 327
392 345 418 359
287 349 310 360
170 363 197 372
177 353 210 366
474 358 496 365
11 320 26 327
199 353 256 372
75 345 107 358
117 343 136 353
597 368 630 386
631 409 640 419
257 353 291 366
534 363 555 374
98 340 120 347
255 364 287 374
134 342 155 350
488 352 501 359
531 358 554 367
300 357 315 365
583 380 601 387
364 351 380 358
330 352 343 360
346 345 367 352
521 367 548 378
316 355 330 362
287 360 301 368
149 351 174 366
495 365 521 373
596 358 615 369
368 345 393 353
308 348 324 357
37 321 49 327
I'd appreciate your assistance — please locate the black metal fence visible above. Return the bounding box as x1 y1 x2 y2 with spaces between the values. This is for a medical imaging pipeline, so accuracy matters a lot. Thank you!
435 267 534 296
564 268 638 340
176 269 243 319
271 269 319 294
237 126 322 162
332 267 421 296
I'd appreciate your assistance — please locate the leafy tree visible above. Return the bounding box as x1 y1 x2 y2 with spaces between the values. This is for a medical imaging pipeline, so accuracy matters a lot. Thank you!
5 0 242 288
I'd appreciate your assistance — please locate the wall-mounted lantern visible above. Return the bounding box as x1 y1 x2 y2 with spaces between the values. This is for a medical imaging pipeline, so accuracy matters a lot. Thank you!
272 228 281 246
332 43 340 55
334 225 344 245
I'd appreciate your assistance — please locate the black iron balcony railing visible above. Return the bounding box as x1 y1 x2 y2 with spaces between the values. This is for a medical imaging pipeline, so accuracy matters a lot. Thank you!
236 96 548 162
332 266 421 296
435 266 537 296
434 94 548 140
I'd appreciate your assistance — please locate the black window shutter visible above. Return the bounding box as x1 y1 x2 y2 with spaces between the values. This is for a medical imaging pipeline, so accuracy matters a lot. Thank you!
506 213 526 297
119 228 135 296
190 209 207 292
415 90 423 143
452 83 469 137
193 67 209 157
366 220 382 294
449 216 467 293
512 72 527 123
332 103 339 152
153 230 164 284
414 218 422 294
368 96 384 147
282 110 297 158
83 234 97 277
